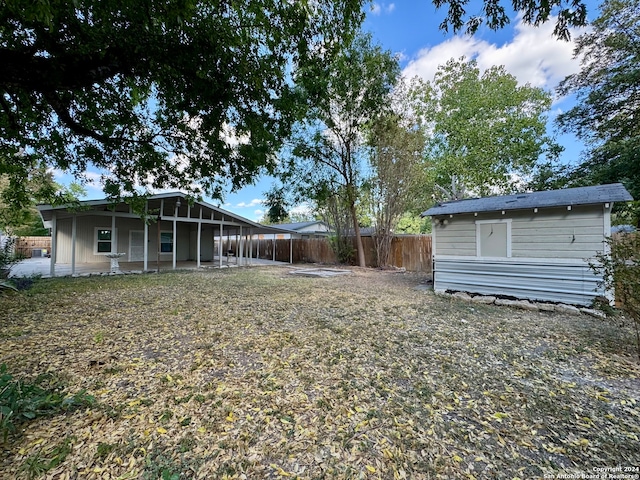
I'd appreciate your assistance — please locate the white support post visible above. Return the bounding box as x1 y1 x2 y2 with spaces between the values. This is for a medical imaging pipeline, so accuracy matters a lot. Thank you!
249 229 253 265
219 223 223 268
143 201 149 271
50 212 57 277
71 215 76 275
197 208 202 269
172 204 177 270
111 214 117 253
239 226 243 266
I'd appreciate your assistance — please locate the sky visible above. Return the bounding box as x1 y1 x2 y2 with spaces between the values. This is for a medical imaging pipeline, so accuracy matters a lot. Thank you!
56 0 601 222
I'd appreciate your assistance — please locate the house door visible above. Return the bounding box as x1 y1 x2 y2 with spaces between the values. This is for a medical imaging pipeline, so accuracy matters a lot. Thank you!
129 230 145 262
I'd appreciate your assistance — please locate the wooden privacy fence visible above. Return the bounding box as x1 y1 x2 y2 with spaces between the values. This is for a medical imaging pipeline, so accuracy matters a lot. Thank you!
250 235 432 273
15 236 51 258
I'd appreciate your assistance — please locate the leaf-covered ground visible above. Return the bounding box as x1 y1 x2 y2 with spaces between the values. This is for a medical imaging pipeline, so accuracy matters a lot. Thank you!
1 266 639 479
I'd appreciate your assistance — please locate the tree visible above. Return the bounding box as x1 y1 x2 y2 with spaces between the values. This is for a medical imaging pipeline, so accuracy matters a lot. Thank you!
278 33 400 267
1 0 364 206
262 186 290 224
556 0 640 225
411 58 559 199
0 166 84 236
432 0 588 40
367 108 426 267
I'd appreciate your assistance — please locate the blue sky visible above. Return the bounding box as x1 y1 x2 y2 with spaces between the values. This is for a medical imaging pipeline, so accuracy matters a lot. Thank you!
55 0 601 221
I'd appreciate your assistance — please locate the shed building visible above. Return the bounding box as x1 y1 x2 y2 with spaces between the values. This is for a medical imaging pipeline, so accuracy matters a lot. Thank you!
422 184 633 306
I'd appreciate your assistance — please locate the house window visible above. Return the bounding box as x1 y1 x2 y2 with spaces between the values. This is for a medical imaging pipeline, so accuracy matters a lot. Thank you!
476 220 512 258
160 231 173 253
95 228 114 254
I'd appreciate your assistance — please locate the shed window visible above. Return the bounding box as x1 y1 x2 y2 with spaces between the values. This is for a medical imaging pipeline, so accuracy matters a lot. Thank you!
95 228 115 254
476 220 511 258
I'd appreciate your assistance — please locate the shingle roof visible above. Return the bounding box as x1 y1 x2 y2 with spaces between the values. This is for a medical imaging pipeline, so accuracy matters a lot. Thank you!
271 221 328 231
422 183 633 216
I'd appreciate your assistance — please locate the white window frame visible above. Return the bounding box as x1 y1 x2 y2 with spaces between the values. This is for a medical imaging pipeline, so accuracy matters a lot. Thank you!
94 227 117 255
475 219 512 258
159 230 174 254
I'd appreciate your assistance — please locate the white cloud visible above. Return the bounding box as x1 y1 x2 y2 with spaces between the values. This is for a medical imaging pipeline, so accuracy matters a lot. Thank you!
254 209 265 218
236 198 264 208
370 2 394 16
289 203 314 218
403 16 589 92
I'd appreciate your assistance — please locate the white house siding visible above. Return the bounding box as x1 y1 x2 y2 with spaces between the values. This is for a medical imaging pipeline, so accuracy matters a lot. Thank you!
55 215 193 263
511 206 604 259
434 206 605 260
55 218 74 263
433 215 476 256
190 225 215 262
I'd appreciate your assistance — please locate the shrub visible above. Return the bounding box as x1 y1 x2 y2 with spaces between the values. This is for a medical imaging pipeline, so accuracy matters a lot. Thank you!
0 236 24 279
591 233 640 360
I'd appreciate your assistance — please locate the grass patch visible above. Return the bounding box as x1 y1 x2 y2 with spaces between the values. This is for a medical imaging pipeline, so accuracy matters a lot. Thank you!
0 364 95 442
1 267 639 478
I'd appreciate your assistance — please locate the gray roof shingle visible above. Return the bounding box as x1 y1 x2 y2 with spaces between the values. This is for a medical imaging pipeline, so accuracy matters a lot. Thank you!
422 183 633 216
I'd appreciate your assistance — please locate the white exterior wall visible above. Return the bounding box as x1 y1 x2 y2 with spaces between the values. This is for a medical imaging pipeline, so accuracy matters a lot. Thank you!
434 205 605 260
433 215 476 256
55 216 192 264
511 206 604 259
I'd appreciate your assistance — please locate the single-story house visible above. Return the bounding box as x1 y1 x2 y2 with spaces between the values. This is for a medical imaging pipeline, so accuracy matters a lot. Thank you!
422 183 633 306
268 221 333 239
37 192 296 277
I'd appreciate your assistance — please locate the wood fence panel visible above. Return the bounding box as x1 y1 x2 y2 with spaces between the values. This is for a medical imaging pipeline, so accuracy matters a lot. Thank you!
267 235 432 273
16 236 51 258
399 235 433 273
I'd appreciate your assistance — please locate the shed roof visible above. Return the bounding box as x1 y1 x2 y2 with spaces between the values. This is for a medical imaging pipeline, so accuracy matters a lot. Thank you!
422 183 633 217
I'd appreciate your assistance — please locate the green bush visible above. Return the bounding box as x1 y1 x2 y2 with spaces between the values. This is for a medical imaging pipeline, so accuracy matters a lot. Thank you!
328 234 355 264
591 233 640 360
0 364 95 442
0 236 24 278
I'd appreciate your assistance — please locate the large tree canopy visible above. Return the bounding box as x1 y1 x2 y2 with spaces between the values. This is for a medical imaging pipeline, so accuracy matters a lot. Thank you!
433 0 588 39
412 58 559 199
556 0 640 222
1 0 363 202
2 0 589 215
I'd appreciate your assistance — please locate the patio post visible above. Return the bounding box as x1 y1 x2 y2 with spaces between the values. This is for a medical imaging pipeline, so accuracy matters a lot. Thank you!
197 207 202 269
71 215 76 275
172 201 178 270
143 201 148 271
219 222 223 268
111 214 116 252
239 226 243 266
49 212 57 277
249 228 253 265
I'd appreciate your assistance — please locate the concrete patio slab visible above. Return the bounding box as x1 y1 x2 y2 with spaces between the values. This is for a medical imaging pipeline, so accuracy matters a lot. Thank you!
288 267 353 278
9 257 289 278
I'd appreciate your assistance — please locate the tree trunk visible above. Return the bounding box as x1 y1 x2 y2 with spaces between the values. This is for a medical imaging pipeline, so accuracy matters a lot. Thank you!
350 202 366 267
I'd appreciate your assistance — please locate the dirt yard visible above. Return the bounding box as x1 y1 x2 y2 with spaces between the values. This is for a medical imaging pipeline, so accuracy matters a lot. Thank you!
1 266 638 479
